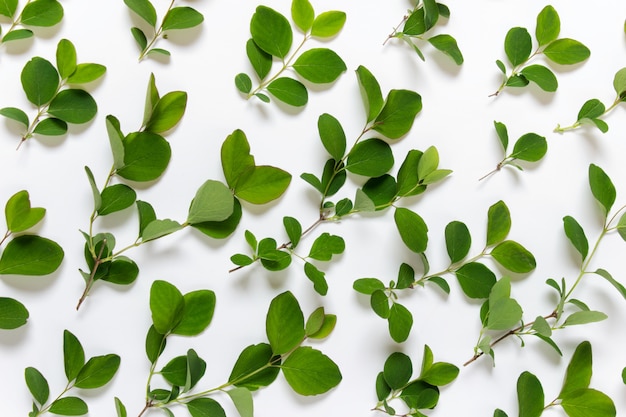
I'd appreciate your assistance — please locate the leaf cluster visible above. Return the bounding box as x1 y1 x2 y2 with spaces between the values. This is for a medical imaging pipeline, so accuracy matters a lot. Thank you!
492 5 590 96
494 341 616 417
374 346 459 417
0 190 63 329
235 0 347 106
25 330 120 416
388 0 463 65
0 0 63 46
124 0 204 61
555 67 626 133
0 39 105 147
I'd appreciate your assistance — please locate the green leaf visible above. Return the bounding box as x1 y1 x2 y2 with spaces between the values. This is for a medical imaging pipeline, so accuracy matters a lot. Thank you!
187 398 226 417
530 316 552 337
246 39 272 80
144 91 187 133
376 372 391 401
25 367 49 405
267 77 308 107
124 0 157 27
535 5 560 46
308 233 344 261
361 174 395 209
422 0 439 30
229 343 280 390
33 118 67 136
588 164 616 216
281 346 342 395
577 99 606 121
491 240 536 273
131 27 148 51
172 290 216 336
220 129 256 189
21 0 63 27
5 190 46 233
396 149 424 197
506 74 530 88
445 220 470 263
346 138 393 177
187 180 234 224
373 89 422 139
455 262 496 299
417 146 439 180
0 107 29 127
310 11 346 38
21 57 59 106
145 325 166 364
517 371 544 417
250 6 292 58
402 7 426 35
63 330 85 381
304 262 328 295
101 256 138 285
226 387 253 417
396 263 415 290
74 354 120 389
105 116 125 170
383 352 412 389
543 38 590 65
494 409 509 417
353 278 385 295
56 39 76 80
563 311 607 326
235 73 252 94
0 235 63 275
400 380 439 409
98 184 136 216
84 167 102 212
428 34 463 65
234 166 292 204
563 216 588 261
487 201 511 246
291 0 314 32
487 298 523 331
305 307 325 337
136 200 156 237
612 67 626 96
421 362 459 386
116 131 171 182
593 268 626 299
283 216 302 248
316 113 346 161
0 0 18 18
308 313 336 340
388 303 413 343
1 28 33 42
394 207 428 253
520 65 557 92
266 291 305 355
494 121 509 151
354 188 375 212
143 73 160 127
504 27 532 66
510 133 547 162
356 65 384 123
161 352 206 389
370 290 390 319
191 197 242 239
0 297 29 329
162 6 203 30
150 280 184 334
561 389 616 417
67 63 107 84
114 398 127 417
559 341 592 399
48 397 88 415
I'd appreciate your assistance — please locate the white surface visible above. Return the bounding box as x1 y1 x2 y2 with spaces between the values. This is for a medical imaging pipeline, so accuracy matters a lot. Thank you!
1 0 626 415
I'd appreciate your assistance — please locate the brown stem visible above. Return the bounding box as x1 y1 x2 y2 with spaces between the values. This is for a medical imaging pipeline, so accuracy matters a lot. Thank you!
383 14 409 45
76 240 107 310
137 401 152 417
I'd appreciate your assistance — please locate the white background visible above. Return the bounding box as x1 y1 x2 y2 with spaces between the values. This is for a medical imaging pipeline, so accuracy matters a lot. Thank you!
1 0 626 415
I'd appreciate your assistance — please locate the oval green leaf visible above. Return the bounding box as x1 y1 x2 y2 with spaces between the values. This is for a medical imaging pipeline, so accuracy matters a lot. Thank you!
117 131 171 182
520 65 557 92
383 352 412 389
250 6 292 58
0 297 29 329
21 0 63 27
0 235 63 275
21 57 59 106
74 354 121 389
535 5 560 46
346 138 393 177
455 262 496 299
543 38 590 65
373 89 422 139
162 7 204 30
510 133 547 162
281 346 342 395
310 11 346 38
266 291 305 355
98 184 136 216
504 27 532 66
491 240 536 273
394 207 428 253
293 48 346 84
267 77 308 107
445 221 471 263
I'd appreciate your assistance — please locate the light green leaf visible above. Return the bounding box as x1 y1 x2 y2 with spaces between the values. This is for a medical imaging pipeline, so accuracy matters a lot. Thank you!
346 138 393 177
145 325 166 364
491 240 536 273
98 184 136 216
283 216 302 248
106 116 125 170
172 290 216 336
250 6 292 58
116 131 171 182
304 262 328 296
428 34 463 65
354 188 375 212
310 11 346 38
445 221 471 263
0 297 29 329
21 0 63 27
141 219 183 242
487 201 511 246
124 0 157 27
293 48 346 83
0 0 18 18
21 57 59 106
487 298 523 330
559 341 592 399
455 262 496 299
353 278 385 295
535 5 560 46
220 129 256 189
114 398 127 417
612 67 626 96
48 397 87 415
187 180 235 224
1 28 33 42
25 367 49 405
187 398 226 417
563 216 588 261
388 303 413 343
517 371 544 417
226 387 253 417
0 235 63 275
520 65 557 92
291 0 314 32
63 330 85 381
234 166 291 204
561 389 616 417
308 233 344 261
355 65 384 123
74 354 120 389
588 164 616 216
5 190 46 233
394 207 428 253
267 77 308 106
56 39 76 80
143 73 160 127
66 63 106 84
563 311 607 326
150 280 184 334
191 197 242 239
530 316 552 337
383 352 412 389
84 166 102 212
0 107 29 127
308 312 336 340
144 91 187 133
281 346 342 395
510 133 547 162
266 291 305 355
373 89 422 139
593 268 626 299
543 38 590 65
494 121 509 151
420 362 459 386
504 27 532 66
162 7 203 30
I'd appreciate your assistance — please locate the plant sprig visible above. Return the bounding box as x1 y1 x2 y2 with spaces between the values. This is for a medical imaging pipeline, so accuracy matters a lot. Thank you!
385 0 463 65
124 0 204 61
235 0 347 107
0 0 63 47
555 67 626 133
0 39 106 148
491 5 590 97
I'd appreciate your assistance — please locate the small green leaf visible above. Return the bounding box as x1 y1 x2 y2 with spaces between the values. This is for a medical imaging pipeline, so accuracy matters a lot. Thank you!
612 67 626 96
561 389 616 417
98 184 136 216
563 216 588 261
162 7 204 30
388 303 413 343
250 5 292 58
5 190 46 233
588 164 616 216
346 138 393 177
226 387 253 417
191 198 242 240
56 39 77 80
370 290 390 319
144 91 187 133
510 133 547 162
310 10 346 38
577 99 606 121
136 200 156 237
235 73 253 94
150 280 184 334
33 118 67 136
229 343 280 390
293 48 346 84
400 380 439 409
246 39 272 80
317 113 346 161
455 262 496 299
281 346 342 395
355 65 384 123
308 314 336 340
494 121 509 151
63 330 85 381
305 307 325 337
145 325 166 364
1 28 33 42
520 65 557 92
308 233 344 261
394 207 428 253
187 398 226 417
373 89 422 139
559 341 592 399
21 57 59 106
396 263 415 290
494 409 509 417
101 257 138 285
0 107 29 127
334 198 352 217
304 262 328 295
593 269 626 300
21 0 63 27
173 290 216 336
283 216 302 249
291 0 314 32
420 362 459 386
487 201 511 246
0 235 63 276
267 77 308 106
354 188 375 212
530 316 552 337
383 352 412 389
491 240 536 273
116 131 171 182
187 180 234 224
506 74 530 88
114 397 127 417
25 367 49 405
535 5 560 46
124 0 157 27
353 278 385 295
0 297 29 329
74 354 120 389
422 0 439 30
66 63 107 84
376 372 391 402
445 221 471 264
48 397 88 415
428 34 463 65
543 38 590 65
563 311 607 326
131 27 148 50
234 166 292 204
504 27 532 66
266 291 305 355
517 371 544 417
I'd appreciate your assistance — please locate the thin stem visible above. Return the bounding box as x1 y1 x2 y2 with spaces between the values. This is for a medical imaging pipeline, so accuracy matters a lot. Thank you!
1 0 31 43
562 227 607 302
478 161 505 181
490 48 542 97
555 96 623 133
383 13 410 46
138 0 176 61
137 401 152 417
0 230 10 247
76 239 107 310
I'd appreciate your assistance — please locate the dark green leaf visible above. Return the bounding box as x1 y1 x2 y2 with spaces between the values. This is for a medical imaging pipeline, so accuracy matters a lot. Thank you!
397 149 425 197
310 11 346 38
140 219 183 242
229 343 280 390
577 99 606 121
346 138 393 177
21 57 59 106
144 91 187 133
172 290 216 336
281 346 342 395
353 278 385 295
33 118 67 136
304 262 328 296
394 207 428 253
124 0 157 27
235 73 252 94
63 330 85 381
187 179 234 224
543 38 590 65
383 352 412 389
48 397 88 415
250 6 292 58
162 7 203 30
136 200 156 237
266 291 305 355
21 0 63 27
370 290 390 319
400 380 439 409
559 341 592 399
308 233 344 261
388 303 412 343
5 190 45 233
396 263 415 290
486 201 511 246
116 131 171 182
422 0 439 30
428 34 463 65
145 325 166 364
0 297 29 329
317 113 346 160
246 39 272 80
520 65 557 92
56 39 76 80
334 198 352 217
293 48 346 83
25 367 49 405
428 276 450 294
355 65 384 123
187 398 226 417
510 133 547 162
376 372 391 402
588 164 616 216
283 216 302 248
361 175 395 210
98 184 136 216
291 0 314 32
67 64 107 85
445 221 471 263
373 89 422 139
494 409 509 417
403 7 426 35
0 235 63 275
491 240 536 273
455 262 496 299
234 166 292 204
150 280 184 334
517 371 544 417
0 107 29 127
561 389 616 417
506 74 530 88
563 216 588 261
504 27 532 66
494 121 509 151
101 257 138 285
267 77 308 106
161 353 205 388
535 5 560 46
74 354 120 389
